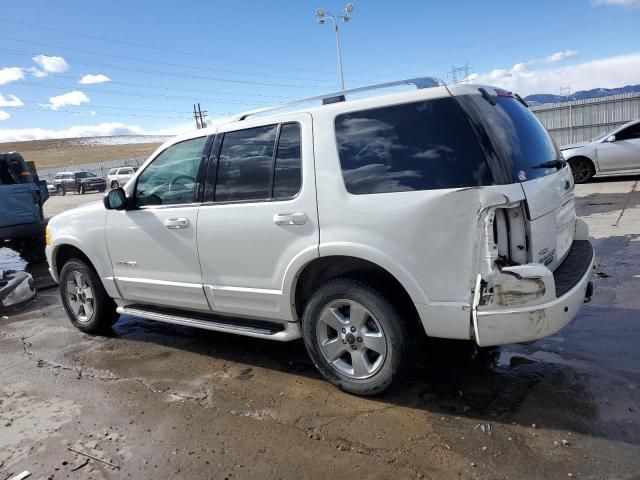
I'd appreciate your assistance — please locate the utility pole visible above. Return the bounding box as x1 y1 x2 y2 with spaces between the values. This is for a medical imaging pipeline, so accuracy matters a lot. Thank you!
448 63 473 84
193 103 208 129
560 85 573 144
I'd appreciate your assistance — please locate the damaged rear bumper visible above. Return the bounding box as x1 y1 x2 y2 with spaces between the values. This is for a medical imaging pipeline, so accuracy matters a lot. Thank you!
473 240 594 347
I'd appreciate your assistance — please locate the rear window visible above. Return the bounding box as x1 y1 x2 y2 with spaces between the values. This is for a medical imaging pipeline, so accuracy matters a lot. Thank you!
335 97 493 195
467 94 561 182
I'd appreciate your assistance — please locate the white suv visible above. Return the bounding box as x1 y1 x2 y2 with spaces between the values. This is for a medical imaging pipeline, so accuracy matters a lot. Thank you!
46 78 594 395
106 166 138 190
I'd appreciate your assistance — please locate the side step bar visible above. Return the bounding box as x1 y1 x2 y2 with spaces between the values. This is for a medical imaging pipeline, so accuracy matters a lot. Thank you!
117 304 302 342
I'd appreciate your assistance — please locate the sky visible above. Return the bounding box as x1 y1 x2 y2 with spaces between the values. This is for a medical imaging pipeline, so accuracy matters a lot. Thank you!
0 0 639 142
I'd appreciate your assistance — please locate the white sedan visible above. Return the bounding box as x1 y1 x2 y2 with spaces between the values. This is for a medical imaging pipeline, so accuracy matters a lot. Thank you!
562 119 640 183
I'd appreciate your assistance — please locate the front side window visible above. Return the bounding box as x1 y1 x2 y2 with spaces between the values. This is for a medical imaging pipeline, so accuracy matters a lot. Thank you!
616 123 640 141
335 98 493 195
135 137 206 207
108 169 117 176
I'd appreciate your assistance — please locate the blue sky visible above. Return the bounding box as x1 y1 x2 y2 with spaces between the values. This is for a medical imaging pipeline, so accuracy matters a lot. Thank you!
0 0 639 141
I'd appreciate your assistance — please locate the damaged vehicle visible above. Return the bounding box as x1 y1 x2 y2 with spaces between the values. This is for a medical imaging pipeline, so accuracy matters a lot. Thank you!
0 152 49 263
45 78 594 395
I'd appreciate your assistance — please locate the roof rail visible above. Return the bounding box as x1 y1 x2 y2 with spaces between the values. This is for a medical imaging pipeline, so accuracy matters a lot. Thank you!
232 76 446 121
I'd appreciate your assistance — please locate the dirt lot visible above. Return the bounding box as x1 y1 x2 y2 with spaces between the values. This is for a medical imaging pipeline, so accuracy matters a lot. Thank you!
2 178 639 479
0 137 163 169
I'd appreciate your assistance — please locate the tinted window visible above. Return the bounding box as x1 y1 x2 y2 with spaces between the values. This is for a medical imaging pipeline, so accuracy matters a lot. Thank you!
76 172 95 178
335 98 492 194
272 123 302 199
617 123 640 141
468 94 560 182
215 125 277 202
135 137 206 207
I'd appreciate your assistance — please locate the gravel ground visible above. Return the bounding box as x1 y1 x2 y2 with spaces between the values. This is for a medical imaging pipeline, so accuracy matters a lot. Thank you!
1 177 639 479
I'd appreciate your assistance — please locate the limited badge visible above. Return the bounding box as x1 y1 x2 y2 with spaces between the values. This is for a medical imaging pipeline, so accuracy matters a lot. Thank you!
517 170 527 181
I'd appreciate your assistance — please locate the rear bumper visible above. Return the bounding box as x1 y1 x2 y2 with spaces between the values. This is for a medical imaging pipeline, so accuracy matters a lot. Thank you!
474 240 594 347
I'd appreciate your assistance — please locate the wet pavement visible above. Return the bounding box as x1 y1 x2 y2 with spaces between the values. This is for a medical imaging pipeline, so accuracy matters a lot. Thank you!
1 179 639 479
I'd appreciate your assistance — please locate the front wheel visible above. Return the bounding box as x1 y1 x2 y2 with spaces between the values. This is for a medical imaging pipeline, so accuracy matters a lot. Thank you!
110 181 119 190
569 158 595 183
302 278 410 396
59 259 119 334
56 185 65 196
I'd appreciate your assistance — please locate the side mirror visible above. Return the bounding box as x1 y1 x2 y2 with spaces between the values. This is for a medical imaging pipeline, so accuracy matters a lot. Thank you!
103 188 127 210
606 135 616 143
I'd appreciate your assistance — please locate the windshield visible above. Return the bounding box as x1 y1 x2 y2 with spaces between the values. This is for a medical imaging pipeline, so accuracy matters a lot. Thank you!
76 172 96 178
467 94 562 182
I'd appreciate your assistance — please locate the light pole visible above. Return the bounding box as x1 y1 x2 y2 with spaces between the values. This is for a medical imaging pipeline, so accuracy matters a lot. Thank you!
315 3 354 91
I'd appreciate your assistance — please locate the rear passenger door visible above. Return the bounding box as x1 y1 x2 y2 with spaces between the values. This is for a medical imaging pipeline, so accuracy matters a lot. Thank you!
197 114 318 321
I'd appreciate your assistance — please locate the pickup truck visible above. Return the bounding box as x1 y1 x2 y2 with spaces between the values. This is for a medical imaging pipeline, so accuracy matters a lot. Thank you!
0 152 49 262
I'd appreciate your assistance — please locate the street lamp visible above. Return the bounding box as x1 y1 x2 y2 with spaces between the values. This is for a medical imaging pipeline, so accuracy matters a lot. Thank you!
315 3 354 90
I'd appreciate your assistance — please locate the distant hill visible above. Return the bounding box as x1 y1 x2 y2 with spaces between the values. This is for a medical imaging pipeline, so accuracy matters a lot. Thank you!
525 84 640 105
0 135 173 169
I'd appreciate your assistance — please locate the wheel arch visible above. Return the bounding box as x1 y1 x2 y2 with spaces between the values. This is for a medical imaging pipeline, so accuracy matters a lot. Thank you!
292 255 424 333
567 155 597 175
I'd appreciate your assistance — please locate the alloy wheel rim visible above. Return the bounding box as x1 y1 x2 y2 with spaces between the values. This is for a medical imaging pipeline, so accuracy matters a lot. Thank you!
316 299 387 379
572 162 590 182
65 271 95 323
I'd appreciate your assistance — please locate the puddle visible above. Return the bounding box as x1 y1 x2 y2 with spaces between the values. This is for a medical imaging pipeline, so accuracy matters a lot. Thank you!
0 247 27 274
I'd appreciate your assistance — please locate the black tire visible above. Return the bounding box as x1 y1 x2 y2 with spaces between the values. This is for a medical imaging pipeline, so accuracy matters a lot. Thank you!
569 157 595 183
56 185 65 196
111 181 119 190
59 258 119 334
302 278 410 396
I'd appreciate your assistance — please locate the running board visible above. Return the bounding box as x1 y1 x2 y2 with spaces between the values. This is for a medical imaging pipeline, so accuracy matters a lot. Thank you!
117 304 301 341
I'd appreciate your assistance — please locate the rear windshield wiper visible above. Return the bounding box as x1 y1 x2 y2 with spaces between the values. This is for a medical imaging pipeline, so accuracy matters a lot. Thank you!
532 159 566 170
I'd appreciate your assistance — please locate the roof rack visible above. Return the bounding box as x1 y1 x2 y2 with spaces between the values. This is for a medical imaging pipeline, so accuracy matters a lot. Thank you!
232 76 446 121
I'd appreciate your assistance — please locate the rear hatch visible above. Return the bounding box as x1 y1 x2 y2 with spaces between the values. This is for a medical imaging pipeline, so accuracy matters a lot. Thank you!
462 89 576 271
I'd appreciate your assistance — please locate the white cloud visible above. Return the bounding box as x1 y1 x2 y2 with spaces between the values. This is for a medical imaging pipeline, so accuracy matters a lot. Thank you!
40 90 90 110
32 55 69 75
0 122 144 142
0 94 24 107
545 49 579 63
0 111 10 121
29 68 48 78
79 74 111 84
592 0 640 6
0 67 25 85
467 52 640 97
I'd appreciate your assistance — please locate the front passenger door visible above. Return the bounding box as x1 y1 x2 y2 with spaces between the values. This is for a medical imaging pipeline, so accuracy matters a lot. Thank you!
105 136 211 311
597 123 640 172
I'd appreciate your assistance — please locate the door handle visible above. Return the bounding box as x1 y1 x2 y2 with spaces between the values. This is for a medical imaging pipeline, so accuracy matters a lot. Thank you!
164 217 190 229
273 212 307 225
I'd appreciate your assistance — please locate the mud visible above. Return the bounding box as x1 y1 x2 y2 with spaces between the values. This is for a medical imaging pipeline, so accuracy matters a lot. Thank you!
1 179 639 479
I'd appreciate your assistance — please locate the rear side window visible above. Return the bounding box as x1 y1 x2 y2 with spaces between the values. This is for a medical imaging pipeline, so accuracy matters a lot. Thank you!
335 97 493 194
214 123 302 202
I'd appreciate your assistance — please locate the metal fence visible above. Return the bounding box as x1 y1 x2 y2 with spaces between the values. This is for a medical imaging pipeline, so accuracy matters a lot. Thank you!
531 92 640 147
37 157 148 182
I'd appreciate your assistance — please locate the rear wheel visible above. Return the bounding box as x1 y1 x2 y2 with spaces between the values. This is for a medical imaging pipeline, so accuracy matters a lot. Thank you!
569 158 595 183
302 278 410 396
56 185 65 196
59 259 119 334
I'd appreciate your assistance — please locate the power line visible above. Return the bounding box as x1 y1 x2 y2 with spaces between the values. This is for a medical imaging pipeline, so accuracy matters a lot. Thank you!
0 16 388 78
14 81 272 106
0 35 356 84
0 47 325 89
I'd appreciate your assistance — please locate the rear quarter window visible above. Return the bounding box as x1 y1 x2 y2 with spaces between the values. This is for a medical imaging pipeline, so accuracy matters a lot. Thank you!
335 97 493 194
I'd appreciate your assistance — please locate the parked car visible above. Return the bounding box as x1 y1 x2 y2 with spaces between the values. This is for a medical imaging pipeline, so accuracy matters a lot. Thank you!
52 171 107 195
561 119 640 183
46 78 594 395
47 182 56 195
0 152 49 262
106 167 138 189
